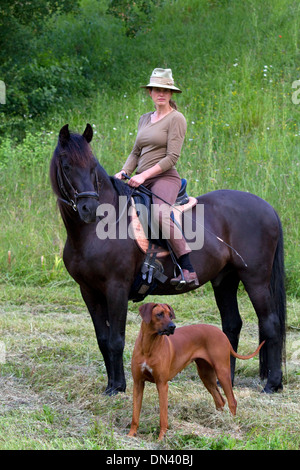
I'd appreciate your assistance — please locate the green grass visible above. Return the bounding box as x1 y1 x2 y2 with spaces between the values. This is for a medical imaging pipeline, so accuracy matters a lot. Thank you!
0 0 299 450
0 284 299 450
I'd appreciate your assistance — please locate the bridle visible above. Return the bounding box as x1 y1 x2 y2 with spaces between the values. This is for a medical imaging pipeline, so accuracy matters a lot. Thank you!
56 155 100 211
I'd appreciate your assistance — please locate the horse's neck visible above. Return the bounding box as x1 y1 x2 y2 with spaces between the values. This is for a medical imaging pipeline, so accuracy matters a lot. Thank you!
59 203 85 235
97 165 118 205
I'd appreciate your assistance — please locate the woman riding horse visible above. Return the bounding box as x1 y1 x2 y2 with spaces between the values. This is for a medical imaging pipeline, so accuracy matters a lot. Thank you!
115 68 199 287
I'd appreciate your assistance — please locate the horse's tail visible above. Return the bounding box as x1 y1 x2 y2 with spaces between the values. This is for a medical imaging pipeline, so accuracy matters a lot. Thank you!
230 340 265 360
260 211 287 379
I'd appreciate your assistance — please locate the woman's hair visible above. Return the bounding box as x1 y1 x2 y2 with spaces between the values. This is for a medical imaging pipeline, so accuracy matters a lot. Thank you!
169 99 177 110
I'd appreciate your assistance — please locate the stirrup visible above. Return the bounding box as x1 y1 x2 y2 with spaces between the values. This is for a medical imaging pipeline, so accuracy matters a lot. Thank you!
166 241 187 290
172 267 187 291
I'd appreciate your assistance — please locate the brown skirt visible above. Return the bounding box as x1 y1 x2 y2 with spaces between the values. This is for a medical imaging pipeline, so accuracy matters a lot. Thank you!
142 169 191 258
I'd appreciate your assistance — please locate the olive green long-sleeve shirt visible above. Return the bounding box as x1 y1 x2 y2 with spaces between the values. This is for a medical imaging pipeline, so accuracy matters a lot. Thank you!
122 110 187 176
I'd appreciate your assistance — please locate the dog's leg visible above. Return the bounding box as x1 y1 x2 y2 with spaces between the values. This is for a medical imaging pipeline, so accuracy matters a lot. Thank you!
195 359 226 411
128 380 145 437
215 368 237 415
156 381 169 440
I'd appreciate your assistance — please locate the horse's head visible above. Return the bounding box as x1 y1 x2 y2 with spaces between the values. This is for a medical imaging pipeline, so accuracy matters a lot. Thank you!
51 124 100 223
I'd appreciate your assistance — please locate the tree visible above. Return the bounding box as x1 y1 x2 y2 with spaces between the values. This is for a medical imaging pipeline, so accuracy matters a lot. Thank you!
0 0 79 64
0 0 80 135
107 0 161 38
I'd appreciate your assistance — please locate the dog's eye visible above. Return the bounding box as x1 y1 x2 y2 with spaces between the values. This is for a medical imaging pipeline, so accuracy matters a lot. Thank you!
156 312 164 319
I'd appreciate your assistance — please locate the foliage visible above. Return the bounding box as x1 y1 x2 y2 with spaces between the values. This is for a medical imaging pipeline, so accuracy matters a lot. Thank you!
1 59 90 131
107 0 162 37
3 0 299 133
0 0 81 136
0 130 53 170
0 0 80 63
0 0 164 135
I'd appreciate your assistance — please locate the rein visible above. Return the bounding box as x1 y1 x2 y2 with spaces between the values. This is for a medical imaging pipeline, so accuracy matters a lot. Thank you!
56 156 100 211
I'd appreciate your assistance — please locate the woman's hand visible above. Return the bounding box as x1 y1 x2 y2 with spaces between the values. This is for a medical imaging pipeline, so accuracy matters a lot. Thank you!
127 173 146 188
115 163 162 187
114 171 127 180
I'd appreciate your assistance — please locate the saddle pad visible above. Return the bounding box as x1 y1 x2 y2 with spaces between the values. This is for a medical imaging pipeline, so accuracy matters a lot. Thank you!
130 197 198 256
173 197 198 222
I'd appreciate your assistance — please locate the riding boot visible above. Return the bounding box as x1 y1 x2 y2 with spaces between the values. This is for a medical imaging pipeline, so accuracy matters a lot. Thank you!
170 269 199 286
170 254 199 286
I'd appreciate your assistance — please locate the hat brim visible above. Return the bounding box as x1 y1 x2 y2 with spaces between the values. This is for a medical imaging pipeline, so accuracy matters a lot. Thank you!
140 84 182 93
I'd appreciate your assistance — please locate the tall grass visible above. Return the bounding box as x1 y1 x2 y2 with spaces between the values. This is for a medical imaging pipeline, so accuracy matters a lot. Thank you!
0 0 299 294
0 131 68 285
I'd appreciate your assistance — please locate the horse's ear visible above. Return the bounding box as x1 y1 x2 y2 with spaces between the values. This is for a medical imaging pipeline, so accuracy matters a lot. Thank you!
83 123 93 143
139 303 157 324
59 124 70 147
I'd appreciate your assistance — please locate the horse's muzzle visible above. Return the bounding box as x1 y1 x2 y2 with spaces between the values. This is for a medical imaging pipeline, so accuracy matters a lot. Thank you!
77 198 99 223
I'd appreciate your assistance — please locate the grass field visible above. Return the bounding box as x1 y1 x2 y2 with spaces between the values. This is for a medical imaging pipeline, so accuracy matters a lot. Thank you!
0 283 299 450
0 0 299 451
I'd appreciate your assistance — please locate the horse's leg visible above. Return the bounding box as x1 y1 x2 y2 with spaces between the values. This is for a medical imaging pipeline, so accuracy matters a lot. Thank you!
241 279 283 393
80 284 127 395
79 286 114 391
104 282 129 395
211 270 242 384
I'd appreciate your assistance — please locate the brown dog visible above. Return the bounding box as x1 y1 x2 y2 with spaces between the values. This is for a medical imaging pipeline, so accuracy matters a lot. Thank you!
128 302 265 440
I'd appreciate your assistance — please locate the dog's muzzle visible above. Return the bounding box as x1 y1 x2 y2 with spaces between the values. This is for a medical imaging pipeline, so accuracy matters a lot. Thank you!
158 323 176 336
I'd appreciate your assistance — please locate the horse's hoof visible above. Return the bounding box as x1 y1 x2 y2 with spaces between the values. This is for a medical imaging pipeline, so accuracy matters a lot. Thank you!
104 385 126 396
262 383 283 394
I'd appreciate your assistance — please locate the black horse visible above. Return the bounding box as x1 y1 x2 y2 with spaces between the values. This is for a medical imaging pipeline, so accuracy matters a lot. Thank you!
50 124 286 395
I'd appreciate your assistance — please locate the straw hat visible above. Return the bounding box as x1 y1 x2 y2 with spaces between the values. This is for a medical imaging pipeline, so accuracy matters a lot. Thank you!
141 68 182 93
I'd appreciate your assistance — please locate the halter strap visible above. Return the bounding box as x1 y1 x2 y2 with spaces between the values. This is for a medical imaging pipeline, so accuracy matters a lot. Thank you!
56 157 99 211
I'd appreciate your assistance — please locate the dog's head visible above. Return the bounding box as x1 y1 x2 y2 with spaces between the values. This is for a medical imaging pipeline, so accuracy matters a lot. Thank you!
139 303 176 336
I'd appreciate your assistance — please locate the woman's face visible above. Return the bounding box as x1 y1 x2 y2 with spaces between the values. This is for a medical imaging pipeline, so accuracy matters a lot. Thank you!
149 87 173 107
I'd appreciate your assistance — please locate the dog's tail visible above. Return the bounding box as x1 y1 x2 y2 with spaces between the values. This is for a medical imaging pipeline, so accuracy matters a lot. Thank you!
230 341 265 360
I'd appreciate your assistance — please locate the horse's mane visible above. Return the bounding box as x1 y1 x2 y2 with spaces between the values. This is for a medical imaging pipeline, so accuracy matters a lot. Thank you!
110 176 133 197
50 131 97 196
55 132 94 167
50 130 132 200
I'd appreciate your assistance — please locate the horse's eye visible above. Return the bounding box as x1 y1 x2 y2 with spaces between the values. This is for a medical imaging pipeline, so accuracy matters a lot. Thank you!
62 163 70 172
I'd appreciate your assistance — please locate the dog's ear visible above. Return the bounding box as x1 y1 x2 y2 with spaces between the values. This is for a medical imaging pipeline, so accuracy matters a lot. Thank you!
166 304 176 319
139 303 157 324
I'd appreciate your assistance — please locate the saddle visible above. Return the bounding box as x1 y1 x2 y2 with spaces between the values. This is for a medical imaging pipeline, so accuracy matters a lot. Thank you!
129 179 197 301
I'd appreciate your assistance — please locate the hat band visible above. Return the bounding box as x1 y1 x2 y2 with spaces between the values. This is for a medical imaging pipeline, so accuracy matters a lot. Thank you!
149 76 174 87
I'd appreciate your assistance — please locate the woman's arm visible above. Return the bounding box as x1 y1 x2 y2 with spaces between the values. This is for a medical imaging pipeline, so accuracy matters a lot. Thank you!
156 112 187 172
